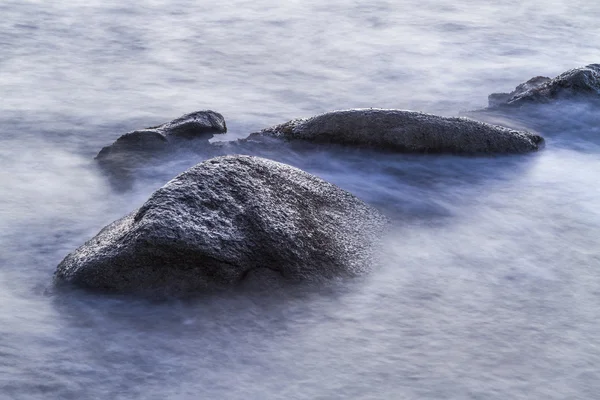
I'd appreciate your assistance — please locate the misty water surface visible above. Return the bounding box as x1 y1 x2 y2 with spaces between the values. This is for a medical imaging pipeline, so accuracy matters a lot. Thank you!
1 1 600 399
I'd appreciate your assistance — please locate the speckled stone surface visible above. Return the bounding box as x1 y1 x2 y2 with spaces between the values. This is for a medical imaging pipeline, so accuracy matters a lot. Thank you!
488 64 600 108
55 155 387 295
96 110 227 161
249 109 543 154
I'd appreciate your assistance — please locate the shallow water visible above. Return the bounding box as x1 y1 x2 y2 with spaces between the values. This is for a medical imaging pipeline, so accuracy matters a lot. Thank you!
2 1 600 399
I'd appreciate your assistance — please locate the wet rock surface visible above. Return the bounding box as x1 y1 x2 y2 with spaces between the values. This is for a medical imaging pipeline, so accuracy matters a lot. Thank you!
248 109 543 154
95 110 227 162
55 155 387 296
487 64 600 108
488 76 551 108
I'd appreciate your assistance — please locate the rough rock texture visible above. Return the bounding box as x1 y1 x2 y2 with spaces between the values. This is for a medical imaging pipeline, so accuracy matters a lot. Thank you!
96 110 227 161
248 109 543 154
488 76 551 107
55 155 386 295
488 64 600 108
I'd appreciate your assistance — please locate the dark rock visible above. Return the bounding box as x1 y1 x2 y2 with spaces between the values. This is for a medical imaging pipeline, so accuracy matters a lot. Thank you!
156 110 227 139
55 155 387 295
488 76 551 107
247 109 543 154
96 130 169 159
96 110 227 161
487 64 600 108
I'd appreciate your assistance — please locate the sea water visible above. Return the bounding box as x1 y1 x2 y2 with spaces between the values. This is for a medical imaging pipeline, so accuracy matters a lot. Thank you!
1 1 600 399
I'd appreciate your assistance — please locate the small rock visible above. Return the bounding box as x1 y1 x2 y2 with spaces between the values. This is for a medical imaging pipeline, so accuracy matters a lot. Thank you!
96 110 227 162
487 64 600 108
488 76 551 107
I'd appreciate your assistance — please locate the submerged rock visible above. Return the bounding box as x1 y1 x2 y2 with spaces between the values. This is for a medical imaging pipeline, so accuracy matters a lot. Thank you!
55 155 386 295
488 64 600 108
248 109 543 154
96 110 227 162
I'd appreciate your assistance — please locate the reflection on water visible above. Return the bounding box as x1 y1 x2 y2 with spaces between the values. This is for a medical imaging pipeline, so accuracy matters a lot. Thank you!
2 0 600 398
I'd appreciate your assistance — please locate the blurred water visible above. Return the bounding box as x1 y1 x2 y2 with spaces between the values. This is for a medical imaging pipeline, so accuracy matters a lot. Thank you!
1 1 600 399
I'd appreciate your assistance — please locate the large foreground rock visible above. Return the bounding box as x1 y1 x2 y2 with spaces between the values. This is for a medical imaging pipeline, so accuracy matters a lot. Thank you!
488 64 600 108
248 109 543 154
55 156 386 295
96 110 227 162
